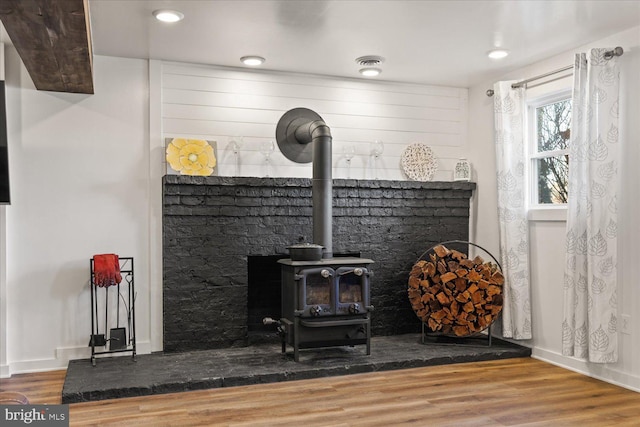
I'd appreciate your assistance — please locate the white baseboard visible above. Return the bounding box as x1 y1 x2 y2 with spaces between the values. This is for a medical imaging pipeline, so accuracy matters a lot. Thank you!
55 345 91 361
3 341 151 377
6 358 69 375
532 347 640 393
1 363 9 378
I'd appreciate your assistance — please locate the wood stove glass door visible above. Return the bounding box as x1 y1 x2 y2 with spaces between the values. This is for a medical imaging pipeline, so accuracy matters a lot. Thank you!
298 267 335 316
335 266 370 315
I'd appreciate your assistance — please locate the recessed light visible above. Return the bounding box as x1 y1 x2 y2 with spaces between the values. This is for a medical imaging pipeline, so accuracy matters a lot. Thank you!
488 49 509 59
152 9 184 23
359 67 382 77
355 55 384 77
240 56 266 66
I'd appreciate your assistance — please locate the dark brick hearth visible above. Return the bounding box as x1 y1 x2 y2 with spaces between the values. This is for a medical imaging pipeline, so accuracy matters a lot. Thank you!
62 335 530 403
163 176 476 352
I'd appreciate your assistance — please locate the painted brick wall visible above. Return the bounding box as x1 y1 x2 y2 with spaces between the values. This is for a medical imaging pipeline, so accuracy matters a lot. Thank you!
163 175 475 352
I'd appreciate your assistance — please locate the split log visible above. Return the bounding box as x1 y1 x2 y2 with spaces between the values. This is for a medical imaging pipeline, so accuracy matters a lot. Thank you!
407 244 504 337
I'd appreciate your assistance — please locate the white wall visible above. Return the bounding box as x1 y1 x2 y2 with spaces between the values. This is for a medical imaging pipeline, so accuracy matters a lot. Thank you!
468 25 640 391
0 42 8 377
160 62 469 181
2 52 474 374
1 50 150 374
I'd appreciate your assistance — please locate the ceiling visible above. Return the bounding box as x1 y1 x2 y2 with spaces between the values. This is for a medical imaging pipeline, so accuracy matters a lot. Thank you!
2 0 640 88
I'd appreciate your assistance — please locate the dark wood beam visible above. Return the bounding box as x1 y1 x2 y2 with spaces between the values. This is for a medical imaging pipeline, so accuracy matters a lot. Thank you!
0 0 93 94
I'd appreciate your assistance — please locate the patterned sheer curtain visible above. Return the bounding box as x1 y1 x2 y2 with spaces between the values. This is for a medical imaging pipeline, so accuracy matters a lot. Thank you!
492 82 532 340
563 48 620 363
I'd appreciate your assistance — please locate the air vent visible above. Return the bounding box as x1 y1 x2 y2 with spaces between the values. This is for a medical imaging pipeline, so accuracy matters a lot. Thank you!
355 56 385 67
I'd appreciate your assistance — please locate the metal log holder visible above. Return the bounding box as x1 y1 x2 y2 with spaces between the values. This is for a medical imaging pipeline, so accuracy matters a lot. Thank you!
89 257 136 366
421 321 493 347
414 240 503 347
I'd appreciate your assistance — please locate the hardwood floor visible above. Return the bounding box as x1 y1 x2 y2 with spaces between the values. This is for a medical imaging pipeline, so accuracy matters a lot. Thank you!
2 357 639 426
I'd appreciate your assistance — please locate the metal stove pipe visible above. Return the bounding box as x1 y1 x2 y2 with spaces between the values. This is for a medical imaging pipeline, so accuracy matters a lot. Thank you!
294 120 332 258
275 108 333 259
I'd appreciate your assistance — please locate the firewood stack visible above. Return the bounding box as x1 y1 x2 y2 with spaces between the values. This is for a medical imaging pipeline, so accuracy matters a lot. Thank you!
408 244 504 337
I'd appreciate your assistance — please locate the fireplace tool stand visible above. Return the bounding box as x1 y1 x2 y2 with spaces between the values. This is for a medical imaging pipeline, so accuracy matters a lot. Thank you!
89 257 136 366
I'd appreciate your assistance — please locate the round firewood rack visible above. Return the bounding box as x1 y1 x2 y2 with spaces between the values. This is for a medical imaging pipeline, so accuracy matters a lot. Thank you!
408 240 504 346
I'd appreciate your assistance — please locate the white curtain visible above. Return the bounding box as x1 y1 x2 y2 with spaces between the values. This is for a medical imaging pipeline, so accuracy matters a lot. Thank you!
563 48 620 363
493 82 532 340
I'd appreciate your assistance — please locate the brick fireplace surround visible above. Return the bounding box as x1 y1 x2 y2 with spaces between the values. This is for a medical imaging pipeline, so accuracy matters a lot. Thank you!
163 176 476 352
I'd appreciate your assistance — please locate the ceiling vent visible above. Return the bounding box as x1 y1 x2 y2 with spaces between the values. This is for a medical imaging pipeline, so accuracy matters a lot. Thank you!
355 56 385 67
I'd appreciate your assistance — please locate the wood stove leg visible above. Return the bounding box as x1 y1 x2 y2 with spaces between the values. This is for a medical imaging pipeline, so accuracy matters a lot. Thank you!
366 316 371 355
293 317 300 362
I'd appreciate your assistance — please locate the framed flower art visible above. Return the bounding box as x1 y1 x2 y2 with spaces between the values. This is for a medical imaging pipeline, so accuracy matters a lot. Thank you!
165 138 218 176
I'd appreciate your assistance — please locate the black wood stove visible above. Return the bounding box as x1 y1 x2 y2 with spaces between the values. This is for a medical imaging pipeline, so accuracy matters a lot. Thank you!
278 257 373 361
264 108 374 361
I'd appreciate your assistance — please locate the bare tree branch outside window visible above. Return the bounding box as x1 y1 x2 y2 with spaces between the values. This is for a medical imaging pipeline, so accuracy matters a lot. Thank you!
536 100 571 204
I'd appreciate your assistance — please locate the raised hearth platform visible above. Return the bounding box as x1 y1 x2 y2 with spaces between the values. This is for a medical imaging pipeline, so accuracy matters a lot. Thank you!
62 334 530 403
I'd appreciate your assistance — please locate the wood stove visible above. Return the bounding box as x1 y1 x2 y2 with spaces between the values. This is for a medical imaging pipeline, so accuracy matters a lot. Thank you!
264 107 375 361
277 257 373 361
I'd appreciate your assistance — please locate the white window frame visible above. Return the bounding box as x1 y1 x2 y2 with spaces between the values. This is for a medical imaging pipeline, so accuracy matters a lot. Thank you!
526 90 571 221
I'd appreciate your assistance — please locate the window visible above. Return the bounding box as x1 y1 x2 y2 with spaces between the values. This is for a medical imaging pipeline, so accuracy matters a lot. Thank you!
528 94 571 206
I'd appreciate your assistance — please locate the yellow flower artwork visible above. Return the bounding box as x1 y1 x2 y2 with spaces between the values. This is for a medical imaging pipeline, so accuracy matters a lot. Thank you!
166 138 217 176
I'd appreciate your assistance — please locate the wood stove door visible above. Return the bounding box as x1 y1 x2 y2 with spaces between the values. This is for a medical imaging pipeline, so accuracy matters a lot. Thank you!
335 266 370 315
298 267 335 317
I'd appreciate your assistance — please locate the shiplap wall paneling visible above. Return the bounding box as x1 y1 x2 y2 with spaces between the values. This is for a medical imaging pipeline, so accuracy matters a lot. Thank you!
161 62 468 181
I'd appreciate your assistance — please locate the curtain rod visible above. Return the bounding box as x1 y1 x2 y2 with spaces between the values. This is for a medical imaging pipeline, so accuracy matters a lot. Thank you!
485 46 624 97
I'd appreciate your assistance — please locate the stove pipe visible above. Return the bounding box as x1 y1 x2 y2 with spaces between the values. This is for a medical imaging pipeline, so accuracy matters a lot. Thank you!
275 108 333 258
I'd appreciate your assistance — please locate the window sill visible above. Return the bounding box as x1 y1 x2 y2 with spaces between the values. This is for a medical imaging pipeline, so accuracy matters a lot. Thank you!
528 207 567 222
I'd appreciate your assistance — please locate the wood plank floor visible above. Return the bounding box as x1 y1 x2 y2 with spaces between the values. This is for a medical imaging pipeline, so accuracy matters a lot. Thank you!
2 357 639 426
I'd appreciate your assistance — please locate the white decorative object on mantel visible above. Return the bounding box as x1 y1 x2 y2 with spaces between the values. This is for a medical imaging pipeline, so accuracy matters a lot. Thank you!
454 158 471 181
401 143 438 181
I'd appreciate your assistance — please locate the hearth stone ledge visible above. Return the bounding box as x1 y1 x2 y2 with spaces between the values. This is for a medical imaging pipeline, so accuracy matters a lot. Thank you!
163 175 477 191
